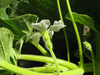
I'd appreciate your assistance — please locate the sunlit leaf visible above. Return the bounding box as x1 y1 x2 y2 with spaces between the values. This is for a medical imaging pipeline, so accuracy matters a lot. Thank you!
0 14 38 40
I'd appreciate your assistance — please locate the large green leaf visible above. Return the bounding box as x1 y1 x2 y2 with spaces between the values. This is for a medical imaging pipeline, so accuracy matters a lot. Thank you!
0 27 13 61
0 14 38 40
0 27 16 74
65 12 98 33
13 0 59 22
8 0 68 23
6 0 78 40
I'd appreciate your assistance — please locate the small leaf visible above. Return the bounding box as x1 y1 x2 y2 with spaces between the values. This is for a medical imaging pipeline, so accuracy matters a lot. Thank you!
65 12 98 33
31 19 50 32
26 32 42 45
49 20 66 32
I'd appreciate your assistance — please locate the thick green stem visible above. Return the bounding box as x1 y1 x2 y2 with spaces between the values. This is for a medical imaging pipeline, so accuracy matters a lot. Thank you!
0 60 42 75
31 42 50 56
66 0 83 68
17 54 78 69
26 65 68 73
57 0 70 61
0 60 83 75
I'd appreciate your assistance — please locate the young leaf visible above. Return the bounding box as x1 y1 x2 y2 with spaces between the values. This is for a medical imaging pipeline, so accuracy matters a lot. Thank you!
0 14 38 40
65 12 98 33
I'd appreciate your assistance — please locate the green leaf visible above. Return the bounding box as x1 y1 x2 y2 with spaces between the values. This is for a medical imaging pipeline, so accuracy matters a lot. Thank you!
0 27 15 64
0 27 13 61
65 12 98 33
0 0 16 8
9 0 59 22
0 7 9 20
0 27 17 70
8 0 76 39
0 14 38 40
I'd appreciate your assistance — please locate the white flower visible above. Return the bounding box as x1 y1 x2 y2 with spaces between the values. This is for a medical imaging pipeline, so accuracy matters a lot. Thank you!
31 20 50 33
29 19 66 44
31 19 66 37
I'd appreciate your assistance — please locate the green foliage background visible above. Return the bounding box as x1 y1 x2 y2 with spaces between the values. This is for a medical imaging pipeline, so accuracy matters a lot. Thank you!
0 0 100 75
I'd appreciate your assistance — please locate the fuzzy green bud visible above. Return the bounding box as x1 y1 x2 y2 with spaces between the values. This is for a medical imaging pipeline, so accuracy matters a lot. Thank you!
83 41 92 50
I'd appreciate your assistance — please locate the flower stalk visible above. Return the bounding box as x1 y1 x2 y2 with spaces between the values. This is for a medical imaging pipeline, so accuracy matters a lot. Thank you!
66 0 83 68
